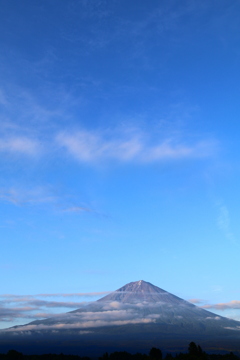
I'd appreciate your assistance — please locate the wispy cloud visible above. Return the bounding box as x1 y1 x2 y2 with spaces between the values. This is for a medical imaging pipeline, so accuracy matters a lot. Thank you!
5 318 156 333
62 206 92 213
1 116 216 164
3 305 161 332
188 296 240 314
224 326 240 331
56 128 217 164
0 291 110 324
0 293 180 327
2 291 240 330
217 203 237 245
0 187 56 206
205 316 221 320
202 300 240 311
0 291 110 302
188 298 205 304
0 186 95 216
36 291 109 298
0 82 218 165
0 293 164 330
0 136 41 156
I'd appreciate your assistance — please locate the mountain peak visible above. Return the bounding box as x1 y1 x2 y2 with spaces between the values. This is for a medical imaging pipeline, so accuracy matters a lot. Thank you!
97 280 186 304
3 279 240 355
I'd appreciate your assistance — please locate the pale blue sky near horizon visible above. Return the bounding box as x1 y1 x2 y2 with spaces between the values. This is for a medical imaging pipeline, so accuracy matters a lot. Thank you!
1 0 240 328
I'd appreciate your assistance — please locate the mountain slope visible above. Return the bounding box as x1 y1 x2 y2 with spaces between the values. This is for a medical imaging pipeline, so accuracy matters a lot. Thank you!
97 280 188 304
23 280 236 331
1 280 240 355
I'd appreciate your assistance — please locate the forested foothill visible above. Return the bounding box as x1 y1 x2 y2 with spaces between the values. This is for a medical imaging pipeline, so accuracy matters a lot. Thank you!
0 343 239 360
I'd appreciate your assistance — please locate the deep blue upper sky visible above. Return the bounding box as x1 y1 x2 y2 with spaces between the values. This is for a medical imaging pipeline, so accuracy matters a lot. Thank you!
1 0 240 328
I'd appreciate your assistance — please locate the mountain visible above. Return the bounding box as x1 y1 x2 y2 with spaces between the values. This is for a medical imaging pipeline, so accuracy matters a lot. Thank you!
1 280 240 356
97 280 188 304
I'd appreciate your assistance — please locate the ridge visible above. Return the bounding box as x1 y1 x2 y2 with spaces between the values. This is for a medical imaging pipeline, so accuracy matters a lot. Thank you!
97 280 189 304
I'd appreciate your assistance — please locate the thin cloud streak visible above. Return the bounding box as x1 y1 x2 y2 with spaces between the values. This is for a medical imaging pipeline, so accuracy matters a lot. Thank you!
36 291 110 297
0 84 218 166
5 318 156 333
0 187 56 207
62 206 93 213
0 291 110 303
3 307 161 331
0 136 41 156
0 125 217 163
217 203 237 245
188 298 205 304
202 300 240 311
0 187 97 216
56 129 217 164
2 292 240 325
0 291 111 322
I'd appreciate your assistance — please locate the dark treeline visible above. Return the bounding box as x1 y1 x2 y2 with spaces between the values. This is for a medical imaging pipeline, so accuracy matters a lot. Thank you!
0 343 239 360
0 350 90 360
98 343 239 360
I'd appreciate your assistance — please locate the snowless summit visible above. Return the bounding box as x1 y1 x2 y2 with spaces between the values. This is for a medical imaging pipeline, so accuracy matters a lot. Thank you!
2 280 240 355
98 280 188 304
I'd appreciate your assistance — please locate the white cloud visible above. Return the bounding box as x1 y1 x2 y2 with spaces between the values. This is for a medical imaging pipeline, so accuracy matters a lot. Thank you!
56 129 217 164
224 326 240 331
5 318 155 333
0 82 218 166
0 292 111 323
108 301 122 309
0 136 41 156
62 206 92 213
3 306 159 332
56 130 141 162
202 300 240 311
0 187 56 206
205 316 221 320
188 298 205 304
36 291 110 298
0 187 96 216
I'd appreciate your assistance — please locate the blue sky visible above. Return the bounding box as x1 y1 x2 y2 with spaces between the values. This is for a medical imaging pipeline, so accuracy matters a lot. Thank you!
1 0 240 328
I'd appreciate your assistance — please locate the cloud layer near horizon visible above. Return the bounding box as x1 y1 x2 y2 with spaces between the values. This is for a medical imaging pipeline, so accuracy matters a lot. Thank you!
0 292 109 324
0 293 165 332
202 301 240 311
2 291 240 331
